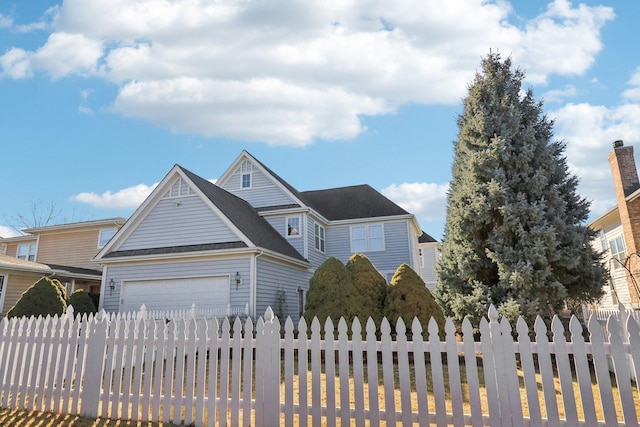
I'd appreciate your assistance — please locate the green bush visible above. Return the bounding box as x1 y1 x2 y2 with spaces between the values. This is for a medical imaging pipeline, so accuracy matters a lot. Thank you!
68 289 97 316
7 276 67 318
383 263 446 337
304 257 367 328
345 253 387 326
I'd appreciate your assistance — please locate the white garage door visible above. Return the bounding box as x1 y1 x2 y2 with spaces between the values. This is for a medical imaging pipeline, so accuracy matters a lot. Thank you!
120 276 230 313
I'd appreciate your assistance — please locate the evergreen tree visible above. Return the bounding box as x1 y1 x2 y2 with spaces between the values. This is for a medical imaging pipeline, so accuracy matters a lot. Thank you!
383 264 445 337
7 276 67 318
345 253 387 326
68 289 98 316
435 53 606 327
304 257 367 327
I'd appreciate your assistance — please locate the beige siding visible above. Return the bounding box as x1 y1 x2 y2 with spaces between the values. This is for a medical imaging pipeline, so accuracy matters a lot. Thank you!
0 271 46 316
3 238 38 258
36 228 104 270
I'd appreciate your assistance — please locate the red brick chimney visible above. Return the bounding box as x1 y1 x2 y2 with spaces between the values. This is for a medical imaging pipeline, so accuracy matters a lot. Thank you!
608 140 640 306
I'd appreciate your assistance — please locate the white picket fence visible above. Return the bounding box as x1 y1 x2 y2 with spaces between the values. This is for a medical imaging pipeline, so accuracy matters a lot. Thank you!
1 305 639 426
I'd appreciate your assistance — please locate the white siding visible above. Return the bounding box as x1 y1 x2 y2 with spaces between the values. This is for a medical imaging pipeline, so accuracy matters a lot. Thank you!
223 167 296 208
418 245 439 292
119 196 238 251
102 257 251 313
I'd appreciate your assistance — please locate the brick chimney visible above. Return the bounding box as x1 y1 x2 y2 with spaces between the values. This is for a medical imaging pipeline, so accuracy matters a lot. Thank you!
608 140 640 306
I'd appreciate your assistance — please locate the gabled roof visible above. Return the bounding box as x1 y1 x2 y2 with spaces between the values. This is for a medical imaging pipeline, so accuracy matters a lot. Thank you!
418 231 438 243
0 254 51 273
179 166 307 262
22 217 127 234
300 185 410 221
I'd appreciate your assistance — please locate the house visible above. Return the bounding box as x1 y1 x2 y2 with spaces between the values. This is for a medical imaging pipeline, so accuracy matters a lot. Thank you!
417 231 441 292
588 140 640 310
95 151 425 322
0 217 126 316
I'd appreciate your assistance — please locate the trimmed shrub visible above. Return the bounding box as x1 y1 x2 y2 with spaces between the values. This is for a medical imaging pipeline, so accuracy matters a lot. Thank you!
345 253 387 326
88 292 100 311
7 276 67 318
383 263 446 337
304 257 367 327
68 289 97 316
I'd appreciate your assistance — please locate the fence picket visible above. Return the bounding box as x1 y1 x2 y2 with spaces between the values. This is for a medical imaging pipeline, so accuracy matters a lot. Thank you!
380 318 396 426
588 315 617 426
205 317 219 427
445 318 464 426
338 317 351 426
241 317 253 427
324 317 337 427
551 316 578 425
351 318 365 427
9 316 28 410
173 319 187 425
516 317 542 427
230 317 243 427
568 316 597 425
284 317 295 427
297 317 309 427
412 318 429 426
395 318 412 427
607 316 638 426
310 317 322 427
365 318 380 426
184 318 198 425
462 318 482 427
218 318 231 427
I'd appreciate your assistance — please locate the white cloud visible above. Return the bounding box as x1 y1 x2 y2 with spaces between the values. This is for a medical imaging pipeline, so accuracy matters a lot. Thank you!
622 67 640 102
541 85 578 104
382 182 449 223
552 100 640 218
70 183 158 209
0 0 614 145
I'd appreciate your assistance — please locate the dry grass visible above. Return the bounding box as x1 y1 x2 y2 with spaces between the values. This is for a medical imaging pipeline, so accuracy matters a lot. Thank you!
2 355 638 426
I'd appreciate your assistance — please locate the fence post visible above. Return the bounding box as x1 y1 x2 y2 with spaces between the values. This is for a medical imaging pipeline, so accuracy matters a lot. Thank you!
80 310 109 418
255 307 280 427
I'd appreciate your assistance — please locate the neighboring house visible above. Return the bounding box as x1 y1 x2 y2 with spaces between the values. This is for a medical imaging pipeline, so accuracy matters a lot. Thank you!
588 140 640 310
417 231 441 292
95 151 425 322
0 217 126 316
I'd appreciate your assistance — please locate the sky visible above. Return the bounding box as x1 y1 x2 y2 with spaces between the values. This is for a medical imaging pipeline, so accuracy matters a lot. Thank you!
0 0 639 240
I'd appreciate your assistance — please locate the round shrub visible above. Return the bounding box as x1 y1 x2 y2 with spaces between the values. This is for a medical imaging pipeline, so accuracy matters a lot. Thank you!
68 289 97 316
304 257 367 327
7 276 67 318
346 253 387 326
383 263 446 337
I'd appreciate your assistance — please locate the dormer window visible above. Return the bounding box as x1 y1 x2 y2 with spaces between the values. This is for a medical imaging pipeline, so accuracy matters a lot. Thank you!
240 160 253 189
287 216 301 238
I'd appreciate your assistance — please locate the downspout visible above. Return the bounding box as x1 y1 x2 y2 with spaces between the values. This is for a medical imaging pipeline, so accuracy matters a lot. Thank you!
252 250 264 319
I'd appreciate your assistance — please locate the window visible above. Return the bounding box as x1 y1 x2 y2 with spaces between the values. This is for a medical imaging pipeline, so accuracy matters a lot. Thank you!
314 223 325 252
287 217 301 237
99 228 117 248
351 224 384 252
599 229 607 251
240 160 253 189
609 236 626 268
17 244 36 261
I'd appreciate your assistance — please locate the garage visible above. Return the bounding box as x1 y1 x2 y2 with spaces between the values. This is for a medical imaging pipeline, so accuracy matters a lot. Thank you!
119 276 230 313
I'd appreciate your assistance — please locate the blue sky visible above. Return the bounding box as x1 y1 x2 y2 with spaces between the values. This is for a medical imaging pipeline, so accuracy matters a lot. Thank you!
0 0 638 240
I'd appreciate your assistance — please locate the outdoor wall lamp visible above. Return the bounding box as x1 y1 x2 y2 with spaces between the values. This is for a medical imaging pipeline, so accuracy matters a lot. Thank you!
109 279 116 295
235 272 242 289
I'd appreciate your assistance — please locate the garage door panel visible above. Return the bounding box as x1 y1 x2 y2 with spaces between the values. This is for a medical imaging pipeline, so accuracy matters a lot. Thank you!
121 276 230 312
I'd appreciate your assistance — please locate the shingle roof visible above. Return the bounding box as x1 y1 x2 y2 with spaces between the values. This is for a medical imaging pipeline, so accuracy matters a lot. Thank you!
45 264 103 277
0 254 51 272
418 231 437 243
179 166 308 263
300 185 410 221
103 242 247 259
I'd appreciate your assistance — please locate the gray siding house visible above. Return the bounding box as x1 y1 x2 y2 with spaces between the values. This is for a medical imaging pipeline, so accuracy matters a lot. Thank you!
95 151 423 322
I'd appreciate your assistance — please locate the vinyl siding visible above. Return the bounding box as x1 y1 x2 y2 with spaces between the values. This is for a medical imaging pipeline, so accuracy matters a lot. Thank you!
2 239 38 259
0 271 46 316
326 220 413 275
36 229 104 270
102 257 251 313
307 219 327 269
264 215 305 258
119 195 238 251
419 245 439 292
256 258 310 324
223 167 296 208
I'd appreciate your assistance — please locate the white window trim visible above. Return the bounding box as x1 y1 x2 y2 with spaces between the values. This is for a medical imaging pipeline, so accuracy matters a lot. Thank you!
314 223 325 253
98 228 117 249
350 223 385 253
286 216 302 238
240 160 253 189
17 243 37 261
